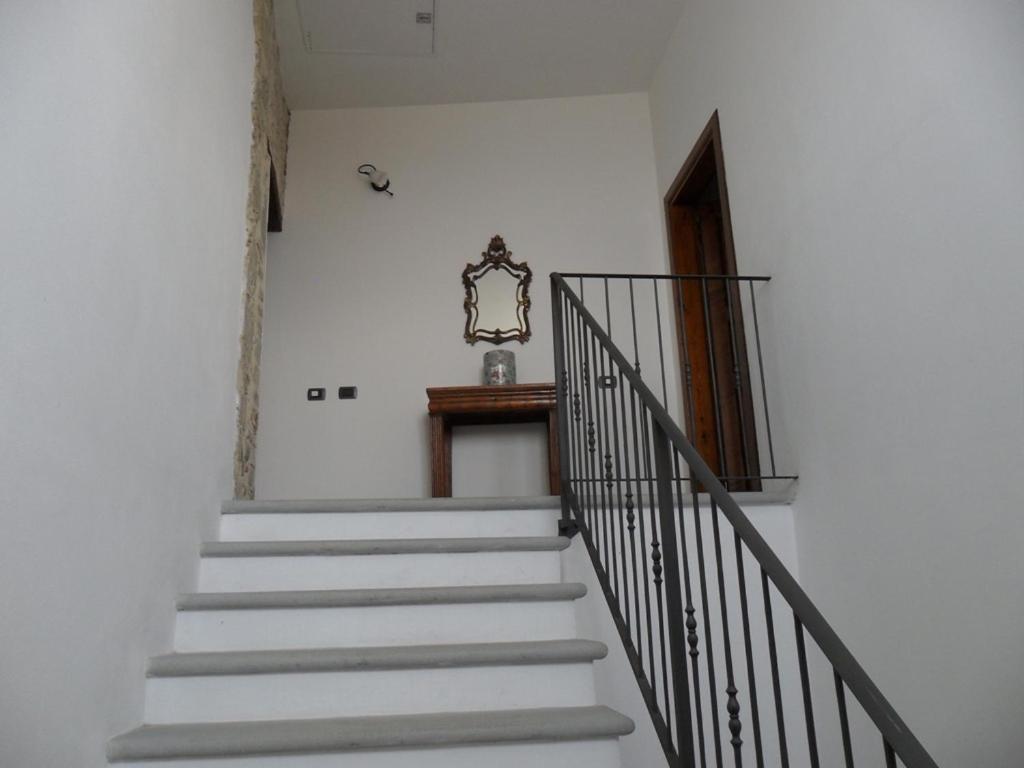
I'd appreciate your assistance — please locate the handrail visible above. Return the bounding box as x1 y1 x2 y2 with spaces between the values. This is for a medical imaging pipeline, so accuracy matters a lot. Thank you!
559 272 772 282
551 272 939 768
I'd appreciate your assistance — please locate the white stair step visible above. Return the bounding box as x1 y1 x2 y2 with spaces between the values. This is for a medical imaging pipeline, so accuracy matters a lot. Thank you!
108 706 633 767
174 583 585 651
220 497 560 541
108 741 622 768
197 537 569 592
144 640 606 723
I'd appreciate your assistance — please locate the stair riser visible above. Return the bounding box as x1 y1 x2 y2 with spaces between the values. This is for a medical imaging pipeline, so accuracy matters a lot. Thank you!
144 663 596 723
197 551 562 592
219 510 558 541
111 738 622 768
174 602 579 651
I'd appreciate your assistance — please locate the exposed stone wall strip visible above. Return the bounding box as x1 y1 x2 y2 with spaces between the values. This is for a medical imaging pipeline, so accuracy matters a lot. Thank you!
234 0 290 499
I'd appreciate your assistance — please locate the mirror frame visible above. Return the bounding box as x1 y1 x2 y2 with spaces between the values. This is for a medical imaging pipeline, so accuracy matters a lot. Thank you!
462 235 532 345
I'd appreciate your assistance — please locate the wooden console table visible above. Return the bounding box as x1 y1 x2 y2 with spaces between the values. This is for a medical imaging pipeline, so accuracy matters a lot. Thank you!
426 383 560 497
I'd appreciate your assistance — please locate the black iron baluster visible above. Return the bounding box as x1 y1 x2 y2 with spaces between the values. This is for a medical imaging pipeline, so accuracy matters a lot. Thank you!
747 282 776 477
564 296 581 517
582 324 599 539
723 279 753 479
673 279 701 474
592 332 612 586
561 294 573 489
573 308 589 530
794 616 821 768
552 287 571 530
617 368 635 635
578 278 593 534
642 407 672 726
603 276 613 340
624 379 643 645
699 274 728 487
584 320 600 538
563 293 576 503
571 302 588 524
709 500 743 767
834 670 855 768
653 279 670 407
629 277 642 375
691 466 725 768
586 323 604 561
884 741 898 768
675 453 708 768
604 368 624 603
761 569 790 768
602 279 622 601
638 398 661 702
629 386 655 684
734 532 764 768
652 422 697 767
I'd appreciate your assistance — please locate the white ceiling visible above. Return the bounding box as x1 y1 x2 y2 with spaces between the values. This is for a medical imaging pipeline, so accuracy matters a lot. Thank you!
275 0 685 109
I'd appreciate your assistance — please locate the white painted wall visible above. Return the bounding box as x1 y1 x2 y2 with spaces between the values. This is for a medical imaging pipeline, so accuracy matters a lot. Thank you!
648 2 1024 765
0 2 253 765
256 93 669 499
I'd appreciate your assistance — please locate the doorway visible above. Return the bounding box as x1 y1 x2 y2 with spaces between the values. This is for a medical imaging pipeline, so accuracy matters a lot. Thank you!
665 112 760 491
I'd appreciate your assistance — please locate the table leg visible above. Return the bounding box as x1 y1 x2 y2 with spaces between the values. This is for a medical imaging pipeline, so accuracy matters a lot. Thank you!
430 414 452 497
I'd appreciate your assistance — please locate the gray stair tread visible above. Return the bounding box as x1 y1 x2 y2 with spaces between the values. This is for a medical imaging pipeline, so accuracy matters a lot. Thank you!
223 496 561 515
108 706 634 761
201 536 570 558
178 582 586 611
148 639 607 677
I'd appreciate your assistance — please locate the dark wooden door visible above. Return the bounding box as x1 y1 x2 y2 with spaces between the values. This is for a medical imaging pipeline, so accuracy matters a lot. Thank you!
665 114 760 490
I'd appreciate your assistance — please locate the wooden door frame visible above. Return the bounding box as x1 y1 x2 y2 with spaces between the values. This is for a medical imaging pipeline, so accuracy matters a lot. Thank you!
664 111 761 487
664 111 738 276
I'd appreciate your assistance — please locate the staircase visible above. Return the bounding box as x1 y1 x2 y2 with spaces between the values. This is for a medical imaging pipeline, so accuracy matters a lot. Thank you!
107 497 634 767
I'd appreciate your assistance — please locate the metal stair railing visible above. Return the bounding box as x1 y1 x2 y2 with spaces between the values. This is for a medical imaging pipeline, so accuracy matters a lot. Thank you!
551 272 939 768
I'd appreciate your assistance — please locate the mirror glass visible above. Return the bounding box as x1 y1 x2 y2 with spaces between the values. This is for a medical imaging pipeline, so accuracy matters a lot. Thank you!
471 268 521 334
463 236 532 345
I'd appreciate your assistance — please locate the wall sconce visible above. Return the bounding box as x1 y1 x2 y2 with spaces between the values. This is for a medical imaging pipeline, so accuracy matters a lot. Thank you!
357 164 393 197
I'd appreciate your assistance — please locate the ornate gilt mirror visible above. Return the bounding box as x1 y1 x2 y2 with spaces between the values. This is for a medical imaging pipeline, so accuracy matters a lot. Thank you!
462 235 532 345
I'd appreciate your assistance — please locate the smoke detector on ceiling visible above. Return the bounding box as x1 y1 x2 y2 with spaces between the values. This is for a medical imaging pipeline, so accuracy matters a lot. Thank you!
297 0 436 57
